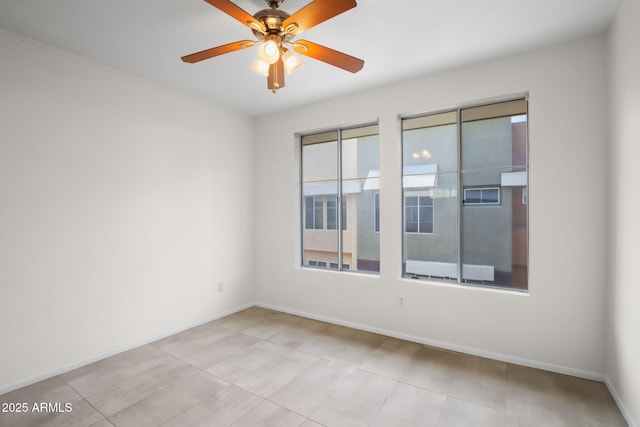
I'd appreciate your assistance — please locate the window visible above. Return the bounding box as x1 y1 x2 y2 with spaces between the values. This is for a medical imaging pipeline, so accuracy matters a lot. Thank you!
402 99 528 291
305 196 324 229
305 196 347 231
326 197 347 230
404 193 434 233
326 197 337 230
301 124 380 273
463 187 500 205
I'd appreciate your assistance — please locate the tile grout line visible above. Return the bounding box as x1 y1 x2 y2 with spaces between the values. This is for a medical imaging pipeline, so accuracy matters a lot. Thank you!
60 376 112 426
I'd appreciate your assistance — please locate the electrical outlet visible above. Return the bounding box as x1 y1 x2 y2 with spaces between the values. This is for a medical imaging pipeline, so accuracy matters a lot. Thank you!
217 282 224 293
397 296 406 308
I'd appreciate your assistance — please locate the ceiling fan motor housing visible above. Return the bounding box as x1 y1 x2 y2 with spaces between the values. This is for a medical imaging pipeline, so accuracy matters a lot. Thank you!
252 8 290 38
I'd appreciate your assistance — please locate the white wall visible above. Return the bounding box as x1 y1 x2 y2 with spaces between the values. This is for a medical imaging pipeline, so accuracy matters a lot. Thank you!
607 0 640 424
254 35 609 377
0 28 254 391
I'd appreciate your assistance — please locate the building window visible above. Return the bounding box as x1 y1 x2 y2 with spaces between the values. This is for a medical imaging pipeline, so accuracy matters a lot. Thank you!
326 197 347 230
326 197 338 230
305 196 324 229
404 192 434 234
463 187 500 205
301 124 380 274
402 98 528 291
306 196 347 231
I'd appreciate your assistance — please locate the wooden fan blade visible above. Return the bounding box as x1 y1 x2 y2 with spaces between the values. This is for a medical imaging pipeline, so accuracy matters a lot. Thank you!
181 40 255 63
283 0 356 35
293 40 364 73
202 0 263 31
267 58 285 92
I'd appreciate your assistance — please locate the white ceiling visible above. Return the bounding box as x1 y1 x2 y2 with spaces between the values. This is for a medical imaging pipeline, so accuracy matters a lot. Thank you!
0 0 621 117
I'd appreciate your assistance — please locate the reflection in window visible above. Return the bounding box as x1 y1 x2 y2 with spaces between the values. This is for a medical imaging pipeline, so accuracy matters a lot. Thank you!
301 124 380 274
404 193 434 233
463 188 500 205
402 99 528 291
304 196 325 229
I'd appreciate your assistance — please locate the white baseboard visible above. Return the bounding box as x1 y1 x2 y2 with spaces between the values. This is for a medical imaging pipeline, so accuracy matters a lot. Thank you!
256 302 605 381
0 303 253 396
604 376 638 427
6 301 635 427
257 302 640 426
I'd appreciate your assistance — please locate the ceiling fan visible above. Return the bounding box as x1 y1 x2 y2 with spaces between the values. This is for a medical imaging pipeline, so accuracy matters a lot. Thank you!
181 0 365 93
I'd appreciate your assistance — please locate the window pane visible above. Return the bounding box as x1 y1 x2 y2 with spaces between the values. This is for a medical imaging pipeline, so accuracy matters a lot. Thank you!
402 173 458 280
483 188 500 204
419 204 433 234
405 204 418 232
342 130 379 181
404 195 418 233
305 197 314 229
342 126 380 273
464 189 482 204
302 137 338 268
302 140 337 182
402 111 458 280
460 100 527 290
345 177 380 273
461 171 527 290
314 198 323 229
341 195 347 231
462 101 527 171
302 191 338 267
420 195 433 207
327 197 337 230
403 111 458 174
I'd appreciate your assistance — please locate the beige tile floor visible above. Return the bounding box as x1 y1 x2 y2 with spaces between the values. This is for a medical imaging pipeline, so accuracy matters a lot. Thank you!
0 307 628 427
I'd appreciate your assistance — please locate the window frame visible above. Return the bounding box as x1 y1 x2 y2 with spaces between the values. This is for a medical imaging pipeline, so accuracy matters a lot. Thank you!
400 96 529 292
300 122 379 274
463 187 501 206
403 191 434 234
304 196 326 230
374 192 380 233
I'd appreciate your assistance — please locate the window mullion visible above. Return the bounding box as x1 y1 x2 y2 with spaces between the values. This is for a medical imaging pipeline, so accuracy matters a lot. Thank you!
337 129 343 270
456 108 463 285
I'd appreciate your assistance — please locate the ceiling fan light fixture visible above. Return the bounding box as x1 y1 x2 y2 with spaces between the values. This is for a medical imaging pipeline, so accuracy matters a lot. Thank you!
282 50 302 74
259 39 280 64
252 59 270 76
